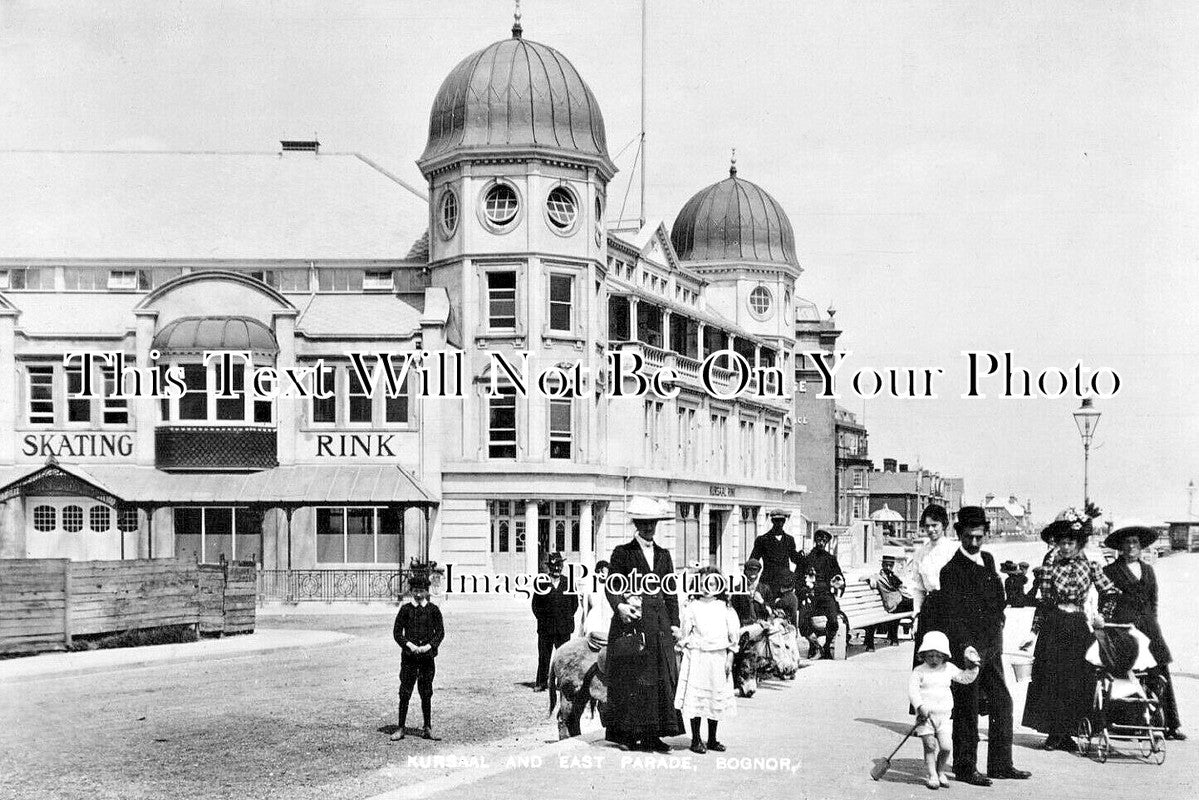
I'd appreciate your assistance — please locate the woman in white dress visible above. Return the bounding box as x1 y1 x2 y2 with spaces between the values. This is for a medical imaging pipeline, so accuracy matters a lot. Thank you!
674 566 739 754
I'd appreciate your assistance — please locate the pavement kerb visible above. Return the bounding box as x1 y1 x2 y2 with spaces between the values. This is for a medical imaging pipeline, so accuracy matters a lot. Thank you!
0 628 353 683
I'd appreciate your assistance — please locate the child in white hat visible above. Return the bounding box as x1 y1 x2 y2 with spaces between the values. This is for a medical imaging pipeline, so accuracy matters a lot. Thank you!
908 631 980 789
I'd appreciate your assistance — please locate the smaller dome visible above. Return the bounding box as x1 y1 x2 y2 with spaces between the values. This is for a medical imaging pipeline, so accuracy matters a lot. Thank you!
671 167 798 267
153 316 279 356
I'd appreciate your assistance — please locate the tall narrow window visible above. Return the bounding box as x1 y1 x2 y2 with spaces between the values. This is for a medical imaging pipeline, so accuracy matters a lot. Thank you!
27 366 54 425
101 366 129 424
385 368 410 424
311 364 337 424
488 385 517 458
487 271 517 329
549 274 573 331
178 364 208 421
215 362 246 421
65 365 91 422
348 370 372 424
549 398 572 460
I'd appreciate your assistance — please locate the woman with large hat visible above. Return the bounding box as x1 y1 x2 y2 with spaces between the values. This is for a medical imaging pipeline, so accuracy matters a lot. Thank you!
1021 509 1121 751
603 496 686 751
1102 521 1185 740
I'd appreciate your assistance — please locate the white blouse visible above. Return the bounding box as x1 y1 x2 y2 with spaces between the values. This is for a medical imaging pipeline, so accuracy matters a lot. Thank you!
905 536 959 612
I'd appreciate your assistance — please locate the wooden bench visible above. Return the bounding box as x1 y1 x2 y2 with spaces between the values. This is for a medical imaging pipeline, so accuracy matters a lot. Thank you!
829 578 915 659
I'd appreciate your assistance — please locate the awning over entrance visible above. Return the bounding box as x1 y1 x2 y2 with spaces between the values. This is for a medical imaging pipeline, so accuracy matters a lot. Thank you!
0 461 437 507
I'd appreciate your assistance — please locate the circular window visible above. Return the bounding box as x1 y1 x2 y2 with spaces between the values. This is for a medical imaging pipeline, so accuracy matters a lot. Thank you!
483 183 520 229
749 286 773 319
439 189 459 238
63 505 84 533
33 505 56 532
545 186 579 233
89 505 111 532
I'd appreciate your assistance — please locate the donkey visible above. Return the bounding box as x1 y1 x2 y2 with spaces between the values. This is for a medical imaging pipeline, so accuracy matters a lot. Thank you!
547 636 608 739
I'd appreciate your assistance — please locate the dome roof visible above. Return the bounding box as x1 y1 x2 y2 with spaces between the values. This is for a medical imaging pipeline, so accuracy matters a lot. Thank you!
670 166 798 267
153 316 279 356
419 25 614 178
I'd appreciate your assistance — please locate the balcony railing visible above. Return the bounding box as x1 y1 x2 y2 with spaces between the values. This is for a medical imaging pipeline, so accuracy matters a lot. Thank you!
156 425 278 470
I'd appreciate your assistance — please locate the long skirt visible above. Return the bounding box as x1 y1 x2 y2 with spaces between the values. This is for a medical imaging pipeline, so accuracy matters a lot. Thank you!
1022 608 1096 736
675 649 737 721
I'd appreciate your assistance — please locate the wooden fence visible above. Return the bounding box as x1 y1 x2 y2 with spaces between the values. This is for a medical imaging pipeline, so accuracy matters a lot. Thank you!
0 558 256 655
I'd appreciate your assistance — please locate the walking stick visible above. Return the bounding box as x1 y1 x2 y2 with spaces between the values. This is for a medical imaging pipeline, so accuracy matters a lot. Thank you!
870 721 922 781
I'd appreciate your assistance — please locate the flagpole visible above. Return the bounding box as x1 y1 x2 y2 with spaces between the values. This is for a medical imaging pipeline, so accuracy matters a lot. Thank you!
640 0 647 228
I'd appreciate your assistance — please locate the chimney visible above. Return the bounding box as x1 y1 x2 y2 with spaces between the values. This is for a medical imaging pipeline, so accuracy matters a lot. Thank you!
898 463 909 472
1009 495 1018 505
883 458 897 472
281 139 320 153
985 493 995 504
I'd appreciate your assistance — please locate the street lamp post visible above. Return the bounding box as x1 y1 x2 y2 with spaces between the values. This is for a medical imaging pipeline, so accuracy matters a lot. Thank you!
1073 398 1102 510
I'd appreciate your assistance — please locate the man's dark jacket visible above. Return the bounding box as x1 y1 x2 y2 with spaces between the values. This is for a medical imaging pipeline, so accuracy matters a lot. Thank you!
749 532 805 592
532 575 579 636
938 549 1006 659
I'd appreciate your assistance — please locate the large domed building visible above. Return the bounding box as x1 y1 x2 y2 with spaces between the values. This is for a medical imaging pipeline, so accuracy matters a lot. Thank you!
0 13 849 599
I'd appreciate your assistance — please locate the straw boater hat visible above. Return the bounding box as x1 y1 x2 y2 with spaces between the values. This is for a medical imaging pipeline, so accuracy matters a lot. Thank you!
626 495 673 521
917 631 952 658
1103 520 1158 551
1040 507 1093 544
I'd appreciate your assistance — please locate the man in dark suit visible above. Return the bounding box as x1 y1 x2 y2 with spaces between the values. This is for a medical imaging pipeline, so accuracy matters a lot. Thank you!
749 508 805 626
805 529 844 659
532 551 578 691
604 496 685 752
1103 522 1185 740
938 506 1031 785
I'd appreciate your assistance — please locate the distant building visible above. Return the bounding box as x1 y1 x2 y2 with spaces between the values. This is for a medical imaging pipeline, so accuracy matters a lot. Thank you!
868 460 963 538
792 301 842 533
833 405 871 526
982 494 1033 536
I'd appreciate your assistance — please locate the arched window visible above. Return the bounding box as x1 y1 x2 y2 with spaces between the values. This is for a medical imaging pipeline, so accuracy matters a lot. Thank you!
62 505 84 533
118 507 139 532
33 505 56 532
89 505 111 532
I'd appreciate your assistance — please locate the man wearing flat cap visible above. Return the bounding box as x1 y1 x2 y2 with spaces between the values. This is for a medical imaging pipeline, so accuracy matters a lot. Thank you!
938 506 1030 784
1103 522 1185 740
532 551 579 692
604 496 685 752
749 509 805 626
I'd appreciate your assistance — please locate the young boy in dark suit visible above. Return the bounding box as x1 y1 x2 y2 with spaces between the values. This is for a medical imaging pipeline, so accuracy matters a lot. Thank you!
392 574 445 741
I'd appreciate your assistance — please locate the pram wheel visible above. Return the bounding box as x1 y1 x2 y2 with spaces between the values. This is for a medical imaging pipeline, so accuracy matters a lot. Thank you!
1149 731 1166 766
1095 730 1110 763
1076 717 1092 755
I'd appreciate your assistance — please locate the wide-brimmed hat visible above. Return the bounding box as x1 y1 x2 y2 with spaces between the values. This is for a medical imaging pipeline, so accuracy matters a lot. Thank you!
1041 508 1092 543
813 529 833 542
767 507 791 520
626 496 673 521
954 506 989 533
917 631 952 658
408 575 431 592
1104 520 1158 551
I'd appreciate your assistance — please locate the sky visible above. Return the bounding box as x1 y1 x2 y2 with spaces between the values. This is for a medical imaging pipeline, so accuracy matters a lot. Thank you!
2 0 1197 523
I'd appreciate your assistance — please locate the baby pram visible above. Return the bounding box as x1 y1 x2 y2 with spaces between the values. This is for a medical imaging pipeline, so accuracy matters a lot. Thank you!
1077 623 1166 764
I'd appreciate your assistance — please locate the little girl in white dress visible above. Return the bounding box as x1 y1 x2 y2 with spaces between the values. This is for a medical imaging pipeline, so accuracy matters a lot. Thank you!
674 565 740 754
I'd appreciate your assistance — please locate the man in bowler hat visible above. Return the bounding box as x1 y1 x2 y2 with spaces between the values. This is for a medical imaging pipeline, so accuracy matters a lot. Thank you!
749 508 805 626
938 506 1030 784
532 551 579 691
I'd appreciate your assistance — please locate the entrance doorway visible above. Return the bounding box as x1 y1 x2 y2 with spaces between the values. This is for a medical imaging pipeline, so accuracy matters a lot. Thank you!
708 510 727 568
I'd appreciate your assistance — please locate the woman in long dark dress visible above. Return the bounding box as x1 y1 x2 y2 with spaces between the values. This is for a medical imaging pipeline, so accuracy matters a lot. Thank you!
604 497 685 751
1102 523 1186 740
1021 511 1120 751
